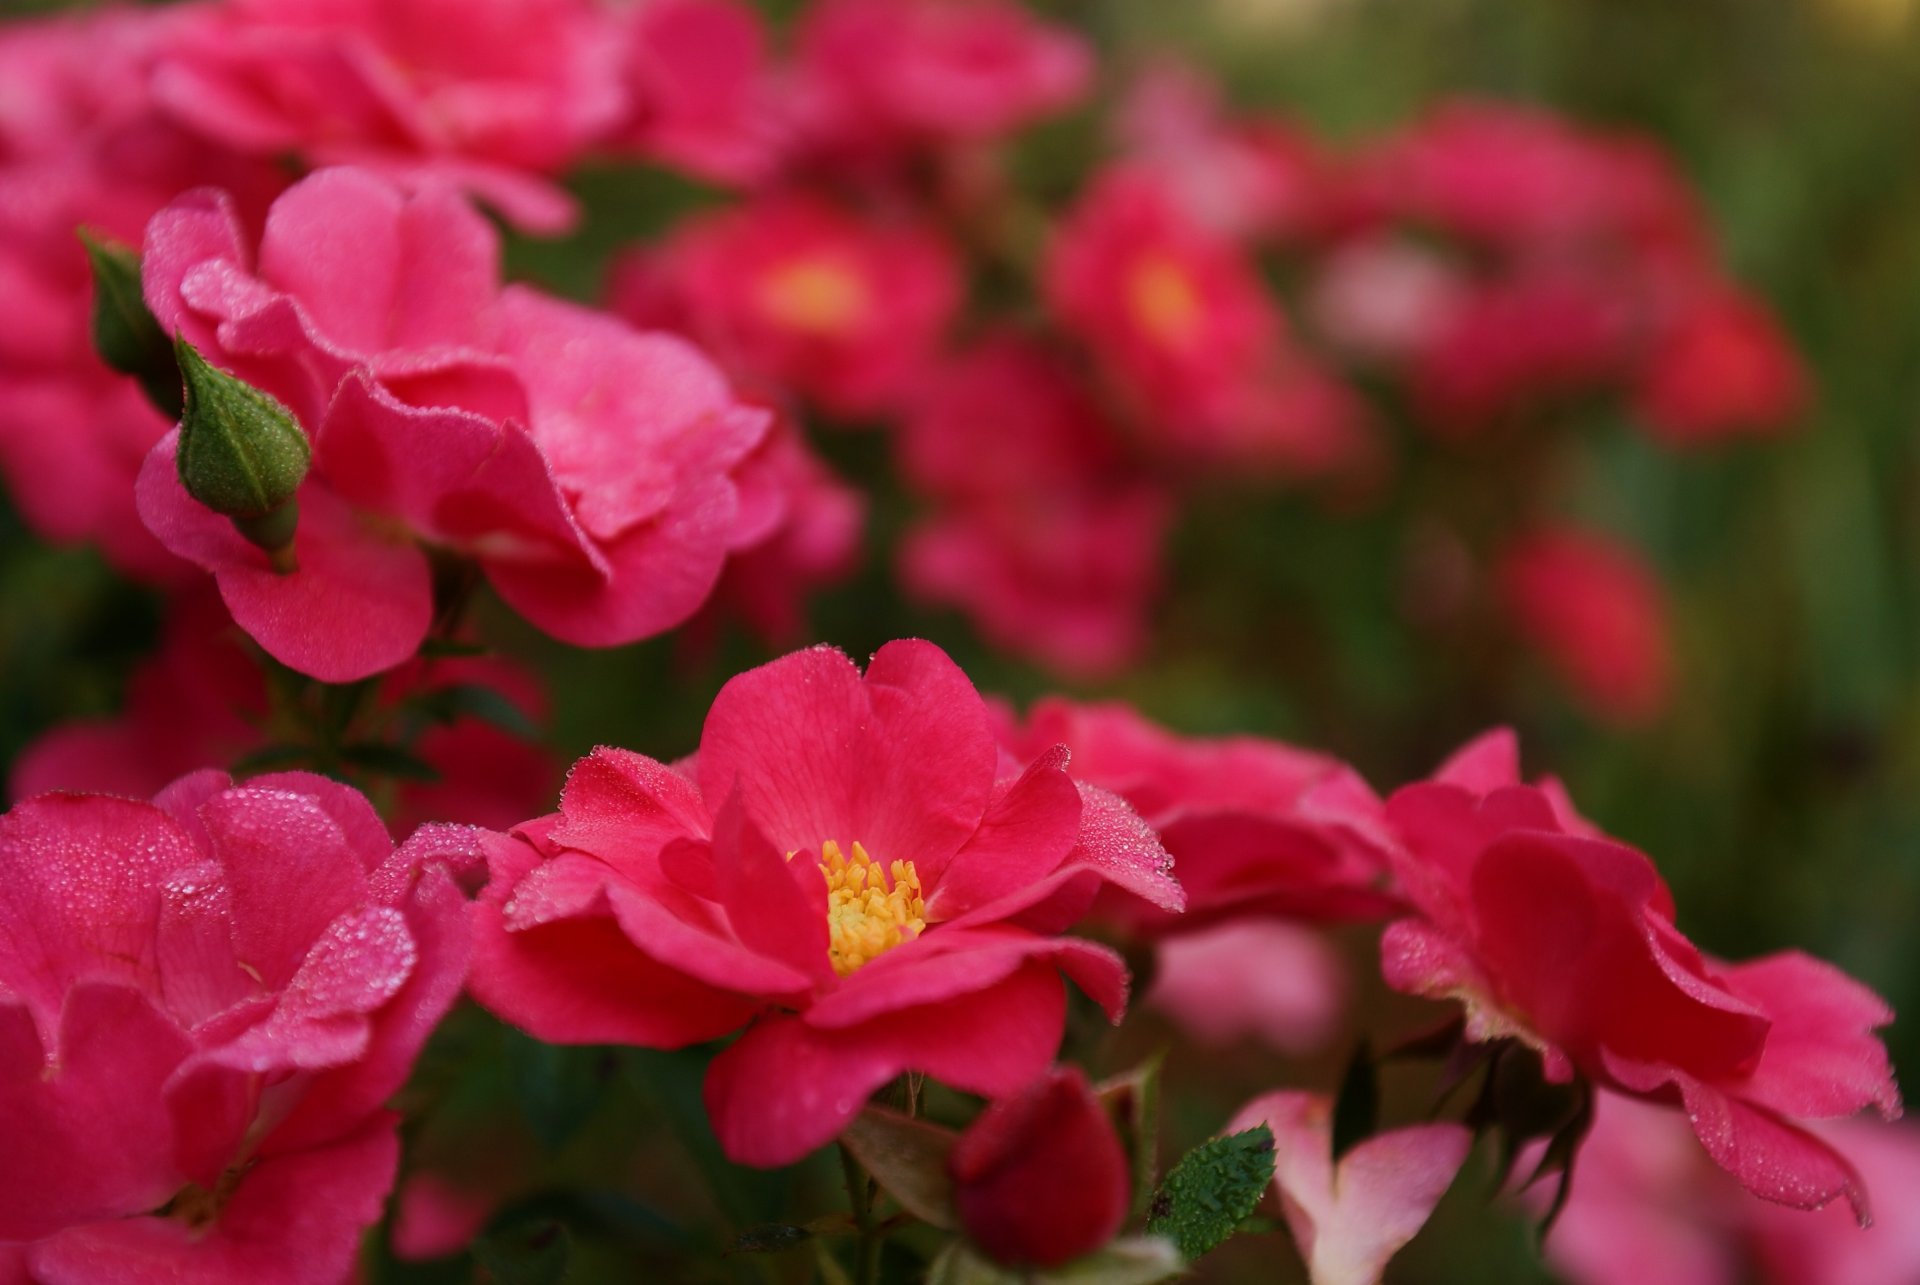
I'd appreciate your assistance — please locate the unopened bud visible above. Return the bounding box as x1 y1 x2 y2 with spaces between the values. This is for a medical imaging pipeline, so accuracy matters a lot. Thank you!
175 339 311 573
80 230 182 418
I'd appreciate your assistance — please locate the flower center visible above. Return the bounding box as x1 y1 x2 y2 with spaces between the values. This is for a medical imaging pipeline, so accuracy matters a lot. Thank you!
817 840 925 976
757 258 871 336
1128 255 1204 349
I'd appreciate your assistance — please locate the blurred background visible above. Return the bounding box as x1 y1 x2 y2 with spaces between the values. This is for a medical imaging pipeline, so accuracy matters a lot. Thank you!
2 0 1916 1280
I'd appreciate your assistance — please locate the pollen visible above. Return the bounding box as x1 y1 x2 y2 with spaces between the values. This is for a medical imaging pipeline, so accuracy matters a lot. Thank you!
757 257 871 335
817 839 925 977
1127 255 1204 350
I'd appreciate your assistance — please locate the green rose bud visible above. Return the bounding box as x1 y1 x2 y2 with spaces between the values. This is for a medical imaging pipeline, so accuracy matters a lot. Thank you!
175 339 312 574
80 230 183 419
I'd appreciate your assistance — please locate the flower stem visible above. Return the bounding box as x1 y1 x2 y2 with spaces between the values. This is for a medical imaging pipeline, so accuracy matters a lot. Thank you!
838 1142 884 1285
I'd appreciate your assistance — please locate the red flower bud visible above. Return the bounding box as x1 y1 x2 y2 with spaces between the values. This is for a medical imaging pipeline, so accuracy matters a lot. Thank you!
949 1066 1130 1268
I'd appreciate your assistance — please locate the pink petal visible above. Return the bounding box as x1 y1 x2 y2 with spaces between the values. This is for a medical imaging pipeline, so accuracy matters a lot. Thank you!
697 640 997 872
136 435 434 683
923 747 1081 919
1229 1090 1470 1285
548 747 708 871
0 794 197 1035
805 927 1126 1029
0 985 193 1242
1722 951 1900 1121
706 791 833 983
704 962 1071 1167
28 1112 400 1285
200 785 373 990
1678 1077 1871 1223
470 832 755 1048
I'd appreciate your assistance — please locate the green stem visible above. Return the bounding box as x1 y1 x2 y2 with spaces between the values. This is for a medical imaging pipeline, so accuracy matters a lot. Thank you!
838 1143 883 1285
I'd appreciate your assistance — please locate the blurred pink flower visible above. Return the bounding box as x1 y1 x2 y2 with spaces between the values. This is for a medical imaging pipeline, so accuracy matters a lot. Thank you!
1147 919 1349 1055
617 0 784 186
1382 730 1902 1218
8 590 558 837
896 335 1171 677
1540 1093 1920 1285
1636 285 1809 446
610 193 960 418
468 640 1182 1166
149 0 629 232
138 167 768 680
0 7 283 579
792 0 1091 160
1497 526 1675 726
1229 1090 1472 1285
0 771 471 1283
998 696 1401 931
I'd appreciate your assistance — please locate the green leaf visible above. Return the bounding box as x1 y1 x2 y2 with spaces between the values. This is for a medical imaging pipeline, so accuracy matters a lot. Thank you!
1330 1040 1378 1163
1145 1125 1275 1262
1096 1053 1165 1219
840 1105 959 1229
412 681 540 738
337 741 440 783
927 1237 1185 1285
471 1218 570 1285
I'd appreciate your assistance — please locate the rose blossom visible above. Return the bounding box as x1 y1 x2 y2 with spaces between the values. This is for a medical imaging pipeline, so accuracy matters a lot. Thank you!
1634 284 1809 446
610 192 960 419
468 640 1182 1166
996 696 1401 932
1380 729 1901 1218
616 0 784 186
791 0 1092 160
148 0 629 232
1496 525 1675 727
0 7 282 579
137 167 769 682
0 770 470 1283
896 335 1171 676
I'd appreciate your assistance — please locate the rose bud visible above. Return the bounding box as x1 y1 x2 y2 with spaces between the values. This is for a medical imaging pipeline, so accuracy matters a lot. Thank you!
949 1065 1131 1268
173 338 310 571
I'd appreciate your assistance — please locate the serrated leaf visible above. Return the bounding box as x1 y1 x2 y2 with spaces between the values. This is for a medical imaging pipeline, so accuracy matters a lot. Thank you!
1145 1126 1275 1262
413 681 540 738
1331 1040 1378 1163
1096 1053 1165 1219
471 1218 570 1285
841 1105 959 1228
728 1223 813 1255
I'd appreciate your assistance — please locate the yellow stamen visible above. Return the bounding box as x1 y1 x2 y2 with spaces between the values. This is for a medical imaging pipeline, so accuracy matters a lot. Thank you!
1127 255 1204 349
756 258 870 335
814 839 925 976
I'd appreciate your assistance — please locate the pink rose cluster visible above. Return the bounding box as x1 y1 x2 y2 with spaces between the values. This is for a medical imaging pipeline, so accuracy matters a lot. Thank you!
0 771 469 1284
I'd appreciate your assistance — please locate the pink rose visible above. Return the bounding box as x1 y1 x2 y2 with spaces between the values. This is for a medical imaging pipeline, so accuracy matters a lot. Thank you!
998 696 1401 931
1381 730 1901 1218
896 336 1172 677
0 770 471 1283
792 0 1091 159
137 167 769 681
1496 526 1675 727
469 640 1183 1166
1635 284 1809 446
611 192 960 418
149 0 630 232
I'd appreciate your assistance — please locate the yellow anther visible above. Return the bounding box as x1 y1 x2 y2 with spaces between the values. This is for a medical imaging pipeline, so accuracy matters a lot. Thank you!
757 258 870 335
814 839 925 977
1127 255 1204 350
